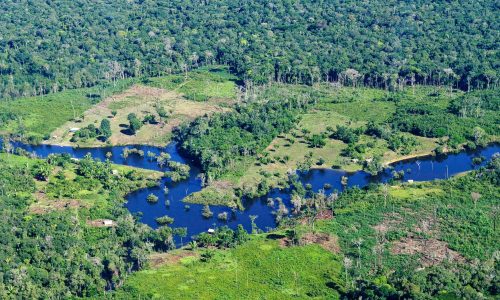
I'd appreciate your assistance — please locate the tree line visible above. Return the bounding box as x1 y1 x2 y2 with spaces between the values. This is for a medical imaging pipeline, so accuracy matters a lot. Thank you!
0 0 498 99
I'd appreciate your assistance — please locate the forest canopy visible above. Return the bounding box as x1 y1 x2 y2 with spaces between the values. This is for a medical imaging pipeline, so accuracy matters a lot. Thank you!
0 0 498 99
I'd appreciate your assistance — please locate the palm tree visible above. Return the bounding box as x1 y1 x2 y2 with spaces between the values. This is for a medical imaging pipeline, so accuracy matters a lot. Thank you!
188 241 198 251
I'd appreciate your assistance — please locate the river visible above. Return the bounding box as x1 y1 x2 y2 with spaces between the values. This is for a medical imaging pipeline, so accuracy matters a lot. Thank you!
1 138 498 243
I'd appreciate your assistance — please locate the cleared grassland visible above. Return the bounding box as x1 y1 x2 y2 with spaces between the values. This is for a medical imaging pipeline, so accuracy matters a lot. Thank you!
145 66 238 103
230 110 362 188
187 85 440 206
47 84 231 147
0 80 134 141
113 238 342 299
46 66 237 147
227 111 437 190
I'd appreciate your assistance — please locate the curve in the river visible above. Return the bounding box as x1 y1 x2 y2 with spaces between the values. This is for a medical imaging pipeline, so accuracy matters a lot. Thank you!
1 138 498 244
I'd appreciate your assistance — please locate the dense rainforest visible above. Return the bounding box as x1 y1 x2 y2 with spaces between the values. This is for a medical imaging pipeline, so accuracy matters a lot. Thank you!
0 0 498 99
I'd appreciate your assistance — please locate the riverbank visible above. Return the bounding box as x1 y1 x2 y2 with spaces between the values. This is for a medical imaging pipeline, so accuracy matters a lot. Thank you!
114 161 500 299
383 138 500 166
3 130 499 245
0 151 162 216
185 141 500 208
41 138 169 148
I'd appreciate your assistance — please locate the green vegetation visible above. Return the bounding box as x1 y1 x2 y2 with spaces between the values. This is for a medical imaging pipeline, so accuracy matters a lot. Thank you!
115 156 500 299
145 66 238 102
175 88 313 180
113 238 342 299
127 113 143 135
1 1 499 298
99 119 112 141
164 161 190 182
392 89 499 148
183 186 239 208
70 121 112 143
43 68 234 147
313 157 500 299
155 215 174 226
1 1 497 99
201 204 214 219
146 193 159 204
0 150 184 298
183 84 498 206
0 80 133 142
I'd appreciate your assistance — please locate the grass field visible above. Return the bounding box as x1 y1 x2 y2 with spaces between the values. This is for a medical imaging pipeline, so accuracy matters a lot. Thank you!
145 66 238 102
188 85 442 205
44 67 237 147
113 237 342 299
0 80 135 142
46 84 231 147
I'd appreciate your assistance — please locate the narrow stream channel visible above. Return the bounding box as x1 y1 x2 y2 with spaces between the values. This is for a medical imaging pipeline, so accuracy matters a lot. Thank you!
2 138 498 243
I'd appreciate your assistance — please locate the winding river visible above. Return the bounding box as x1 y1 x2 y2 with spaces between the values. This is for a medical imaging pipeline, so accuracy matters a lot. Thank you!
1 138 499 243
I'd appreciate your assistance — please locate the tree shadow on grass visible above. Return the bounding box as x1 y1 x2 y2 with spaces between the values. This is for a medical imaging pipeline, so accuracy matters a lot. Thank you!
96 136 108 142
120 128 134 136
266 233 286 240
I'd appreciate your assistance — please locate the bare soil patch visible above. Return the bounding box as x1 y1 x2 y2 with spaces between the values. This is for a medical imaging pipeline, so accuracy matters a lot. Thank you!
210 180 235 190
30 192 88 214
149 251 198 268
372 212 404 235
297 210 333 227
392 236 465 267
276 232 340 253
300 232 340 254
278 237 291 248
86 219 117 227
316 209 334 221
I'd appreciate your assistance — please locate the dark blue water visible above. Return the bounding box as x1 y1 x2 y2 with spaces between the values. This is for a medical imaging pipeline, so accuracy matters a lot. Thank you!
1 138 498 243
299 145 500 194
6 141 184 171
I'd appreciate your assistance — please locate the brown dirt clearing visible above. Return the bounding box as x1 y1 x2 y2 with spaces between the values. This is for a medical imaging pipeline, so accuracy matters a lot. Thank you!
149 251 199 268
86 219 117 227
278 232 340 254
392 236 465 267
30 192 89 214
372 212 404 235
300 232 340 254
